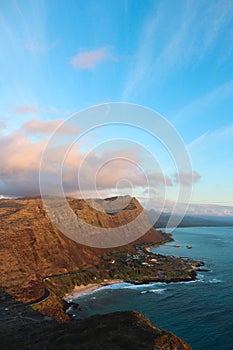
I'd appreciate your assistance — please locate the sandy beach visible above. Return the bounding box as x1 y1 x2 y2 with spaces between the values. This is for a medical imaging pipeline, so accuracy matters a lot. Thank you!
63 279 124 301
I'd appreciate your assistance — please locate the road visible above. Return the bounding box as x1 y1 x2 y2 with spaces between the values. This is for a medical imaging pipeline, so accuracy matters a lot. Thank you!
25 269 95 306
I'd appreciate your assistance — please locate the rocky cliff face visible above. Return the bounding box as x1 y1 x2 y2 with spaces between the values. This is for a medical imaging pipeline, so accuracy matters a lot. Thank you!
0 197 192 349
0 289 191 350
0 196 165 304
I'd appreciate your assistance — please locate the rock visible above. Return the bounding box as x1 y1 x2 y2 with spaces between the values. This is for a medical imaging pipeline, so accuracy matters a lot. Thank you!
0 310 192 350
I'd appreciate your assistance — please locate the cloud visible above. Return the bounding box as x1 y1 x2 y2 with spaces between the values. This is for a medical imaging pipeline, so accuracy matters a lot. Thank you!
25 39 59 53
15 104 38 114
22 117 78 135
184 203 233 217
147 173 173 187
140 196 233 217
199 0 233 59
0 121 7 133
174 171 201 186
0 127 82 196
73 147 173 193
123 1 233 99
122 1 195 99
70 47 111 69
0 129 45 195
15 105 60 115
173 80 233 123
122 3 160 99
188 123 233 152
0 194 17 199
0 121 173 197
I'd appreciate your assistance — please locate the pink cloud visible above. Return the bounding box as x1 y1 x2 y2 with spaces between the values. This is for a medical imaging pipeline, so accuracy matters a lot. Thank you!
174 170 201 186
147 173 173 187
15 104 38 114
23 118 61 134
0 121 172 197
15 105 60 115
22 118 78 135
73 149 173 192
0 121 7 133
0 129 81 196
70 47 110 69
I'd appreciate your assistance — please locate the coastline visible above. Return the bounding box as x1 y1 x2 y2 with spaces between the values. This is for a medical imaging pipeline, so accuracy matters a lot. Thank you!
63 239 172 302
63 235 204 304
63 279 124 301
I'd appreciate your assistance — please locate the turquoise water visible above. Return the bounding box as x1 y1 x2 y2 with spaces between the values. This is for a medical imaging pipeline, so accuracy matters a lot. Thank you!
73 227 233 350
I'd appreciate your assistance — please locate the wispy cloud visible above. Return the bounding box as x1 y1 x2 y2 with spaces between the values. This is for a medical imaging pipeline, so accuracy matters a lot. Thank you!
122 0 233 99
172 80 233 127
156 0 233 71
187 124 233 206
15 104 59 115
199 0 233 59
188 123 233 153
0 121 7 132
122 3 160 99
174 171 201 186
22 117 78 135
122 1 195 99
25 39 59 53
70 47 112 69
173 80 233 123
15 104 38 114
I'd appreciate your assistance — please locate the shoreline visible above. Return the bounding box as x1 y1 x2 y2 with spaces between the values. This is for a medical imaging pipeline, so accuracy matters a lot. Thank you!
63 279 124 301
144 238 174 253
63 238 172 302
63 236 203 303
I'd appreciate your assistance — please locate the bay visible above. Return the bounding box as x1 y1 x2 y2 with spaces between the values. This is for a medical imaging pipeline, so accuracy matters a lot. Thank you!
72 227 233 350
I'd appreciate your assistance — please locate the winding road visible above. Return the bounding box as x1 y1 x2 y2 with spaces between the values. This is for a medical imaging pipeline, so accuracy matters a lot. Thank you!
25 269 95 306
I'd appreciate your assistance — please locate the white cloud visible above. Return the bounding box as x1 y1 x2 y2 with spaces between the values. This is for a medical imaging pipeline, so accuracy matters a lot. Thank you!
122 3 160 99
140 196 233 217
123 1 233 99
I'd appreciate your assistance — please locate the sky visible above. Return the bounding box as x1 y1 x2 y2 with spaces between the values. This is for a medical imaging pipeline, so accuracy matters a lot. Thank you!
0 0 233 217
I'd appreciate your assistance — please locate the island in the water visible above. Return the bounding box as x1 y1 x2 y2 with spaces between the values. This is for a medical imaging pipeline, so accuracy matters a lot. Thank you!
0 195 204 349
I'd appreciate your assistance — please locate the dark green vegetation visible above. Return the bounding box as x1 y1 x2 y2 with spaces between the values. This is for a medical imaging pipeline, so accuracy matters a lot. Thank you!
41 243 203 297
32 243 203 322
22 236 204 331
98 245 203 283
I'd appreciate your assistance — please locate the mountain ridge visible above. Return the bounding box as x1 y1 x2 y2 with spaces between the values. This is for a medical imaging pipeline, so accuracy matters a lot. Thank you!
0 196 168 321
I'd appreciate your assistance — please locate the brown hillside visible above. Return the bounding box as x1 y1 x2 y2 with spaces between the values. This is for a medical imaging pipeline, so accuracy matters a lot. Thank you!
0 196 165 304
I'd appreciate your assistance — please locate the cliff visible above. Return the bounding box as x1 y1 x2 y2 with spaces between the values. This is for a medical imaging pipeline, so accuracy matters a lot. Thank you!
0 196 166 304
0 196 193 348
0 289 191 350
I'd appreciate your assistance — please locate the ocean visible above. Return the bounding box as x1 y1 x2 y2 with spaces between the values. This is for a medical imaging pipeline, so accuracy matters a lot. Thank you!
72 227 233 350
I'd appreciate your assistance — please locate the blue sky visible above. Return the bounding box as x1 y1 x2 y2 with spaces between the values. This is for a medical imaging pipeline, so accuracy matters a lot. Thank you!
0 0 233 215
